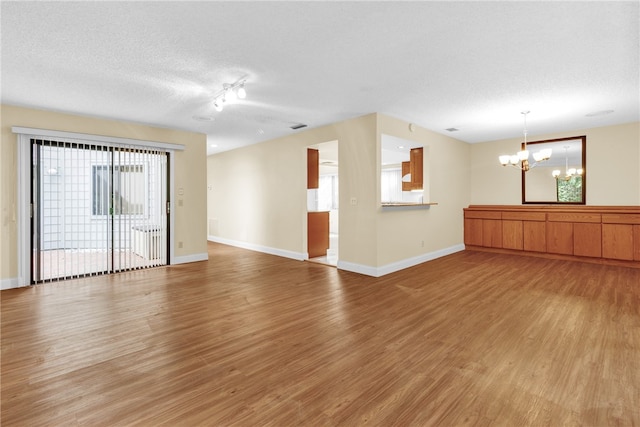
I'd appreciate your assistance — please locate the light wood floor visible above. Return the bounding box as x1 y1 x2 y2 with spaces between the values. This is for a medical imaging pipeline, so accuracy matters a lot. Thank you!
2 242 639 426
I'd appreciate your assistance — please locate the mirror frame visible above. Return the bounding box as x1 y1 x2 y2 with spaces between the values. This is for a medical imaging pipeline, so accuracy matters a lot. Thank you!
521 135 586 205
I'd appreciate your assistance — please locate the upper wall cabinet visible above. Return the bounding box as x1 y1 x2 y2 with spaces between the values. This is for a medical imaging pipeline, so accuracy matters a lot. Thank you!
523 136 586 204
402 147 423 191
307 148 319 189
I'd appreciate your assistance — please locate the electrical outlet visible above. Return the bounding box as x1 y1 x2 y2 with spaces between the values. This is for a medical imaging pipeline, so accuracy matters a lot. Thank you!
350 197 357 205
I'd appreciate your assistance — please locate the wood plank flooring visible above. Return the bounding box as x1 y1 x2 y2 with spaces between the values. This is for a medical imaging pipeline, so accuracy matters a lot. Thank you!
2 242 639 426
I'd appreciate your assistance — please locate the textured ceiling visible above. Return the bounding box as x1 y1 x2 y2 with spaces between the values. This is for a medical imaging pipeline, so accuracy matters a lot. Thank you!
2 1 638 156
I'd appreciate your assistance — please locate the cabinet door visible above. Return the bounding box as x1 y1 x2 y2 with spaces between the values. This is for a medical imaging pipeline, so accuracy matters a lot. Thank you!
464 218 483 246
401 161 411 192
307 148 319 189
410 147 423 190
574 223 602 258
308 212 329 258
602 224 634 260
547 222 573 255
523 221 546 252
482 219 502 248
635 225 640 261
502 220 523 250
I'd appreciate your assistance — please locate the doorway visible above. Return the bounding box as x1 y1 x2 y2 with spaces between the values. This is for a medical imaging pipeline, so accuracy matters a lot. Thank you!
307 140 339 266
30 139 169 283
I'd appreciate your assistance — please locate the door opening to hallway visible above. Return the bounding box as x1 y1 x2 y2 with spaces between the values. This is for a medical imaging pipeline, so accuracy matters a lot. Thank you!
307 140 339 266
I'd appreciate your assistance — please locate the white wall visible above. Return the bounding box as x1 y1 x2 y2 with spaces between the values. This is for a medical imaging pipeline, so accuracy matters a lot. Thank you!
208 113 379 267
207 113 470 275
470 122 640 205
375 114 470 267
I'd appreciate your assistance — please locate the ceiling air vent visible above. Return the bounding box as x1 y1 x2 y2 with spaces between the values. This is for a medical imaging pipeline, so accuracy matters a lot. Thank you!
445 127 459 132
290 123 307 130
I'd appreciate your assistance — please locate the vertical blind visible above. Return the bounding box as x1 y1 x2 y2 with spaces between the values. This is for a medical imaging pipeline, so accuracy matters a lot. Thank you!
32 138 168 283
381 168 403 203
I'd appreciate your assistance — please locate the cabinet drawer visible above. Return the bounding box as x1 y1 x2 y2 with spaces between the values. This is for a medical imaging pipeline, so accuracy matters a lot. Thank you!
502 211 546 221
602 214 640 225
464 210 501 220
547 212 601 223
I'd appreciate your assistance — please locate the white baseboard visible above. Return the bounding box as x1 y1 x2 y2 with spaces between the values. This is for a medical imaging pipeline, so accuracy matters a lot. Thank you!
1 277 23 291
208 236 463 277
208 235 307 261
336 261 379 277
338 243 466 277
172 252 209 265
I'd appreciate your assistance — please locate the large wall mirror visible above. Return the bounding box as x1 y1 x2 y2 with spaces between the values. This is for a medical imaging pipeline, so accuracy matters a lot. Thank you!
380 134 427 206
522 136 586 204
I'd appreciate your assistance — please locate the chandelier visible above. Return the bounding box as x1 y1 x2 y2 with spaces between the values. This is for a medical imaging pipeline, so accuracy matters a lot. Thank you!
553 146 583 180
212 79 247 112
498 111 552 171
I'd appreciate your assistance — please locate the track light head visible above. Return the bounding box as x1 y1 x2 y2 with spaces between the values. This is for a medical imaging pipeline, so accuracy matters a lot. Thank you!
237 82 247 99
211 79 247 113
224 84 237 102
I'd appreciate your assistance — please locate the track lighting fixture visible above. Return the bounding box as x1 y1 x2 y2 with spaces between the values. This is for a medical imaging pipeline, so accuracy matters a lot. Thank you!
211 79 247 113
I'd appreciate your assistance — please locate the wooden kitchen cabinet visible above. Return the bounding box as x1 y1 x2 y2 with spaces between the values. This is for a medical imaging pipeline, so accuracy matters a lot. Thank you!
523 220 546 252
464 210 501 248
602 224 633 260
410 147 423 190
308 211 329 258
502 220 523 250
546 221 574 255
602 214 640 261
307 148 319 189
573 223 602 258
464 205 640 268
401 147 423 191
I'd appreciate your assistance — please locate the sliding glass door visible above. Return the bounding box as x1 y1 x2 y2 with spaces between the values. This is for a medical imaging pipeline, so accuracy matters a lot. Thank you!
31 139 169 283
